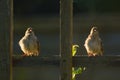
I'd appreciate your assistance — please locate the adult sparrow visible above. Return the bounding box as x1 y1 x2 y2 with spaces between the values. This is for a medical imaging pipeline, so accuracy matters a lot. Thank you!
19 27 40 56
84 27 103 56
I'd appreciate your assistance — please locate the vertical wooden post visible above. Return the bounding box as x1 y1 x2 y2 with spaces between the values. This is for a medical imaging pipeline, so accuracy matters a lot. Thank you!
60 0 73 80
0 0 13 80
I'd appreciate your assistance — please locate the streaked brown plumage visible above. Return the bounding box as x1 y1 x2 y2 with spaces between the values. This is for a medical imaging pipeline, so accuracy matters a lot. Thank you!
84 27 103 56
19 27 40 56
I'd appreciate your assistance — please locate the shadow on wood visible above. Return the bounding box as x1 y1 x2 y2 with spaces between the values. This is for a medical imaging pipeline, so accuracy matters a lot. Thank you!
13 55 120 67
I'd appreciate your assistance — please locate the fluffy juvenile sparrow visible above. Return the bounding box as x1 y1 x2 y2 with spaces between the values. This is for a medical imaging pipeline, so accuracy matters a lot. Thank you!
84 27 103 56
19 27 40 56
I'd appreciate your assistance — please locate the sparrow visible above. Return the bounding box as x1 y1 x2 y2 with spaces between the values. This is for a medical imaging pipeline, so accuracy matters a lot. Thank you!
84 27 103 56
19 27 40 56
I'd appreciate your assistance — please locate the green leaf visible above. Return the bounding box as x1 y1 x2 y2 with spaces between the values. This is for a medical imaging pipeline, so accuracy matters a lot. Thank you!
73 67 82 74
72 67 76 80
72 44 79 56
72 67 86 80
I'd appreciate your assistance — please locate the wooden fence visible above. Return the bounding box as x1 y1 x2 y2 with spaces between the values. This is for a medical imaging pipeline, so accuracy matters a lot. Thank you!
0 0 120 80
0 0 13 80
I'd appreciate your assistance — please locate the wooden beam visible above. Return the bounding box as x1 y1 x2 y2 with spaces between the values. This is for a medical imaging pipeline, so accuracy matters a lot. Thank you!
0 0 13 80
13 55 60 67
73 55 120 67
13 55 120 67
60 0 73 80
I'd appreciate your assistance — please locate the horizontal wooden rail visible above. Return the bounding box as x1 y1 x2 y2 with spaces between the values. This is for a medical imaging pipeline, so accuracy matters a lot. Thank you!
73 55 120 67
13 55 60 67
13 55 120 67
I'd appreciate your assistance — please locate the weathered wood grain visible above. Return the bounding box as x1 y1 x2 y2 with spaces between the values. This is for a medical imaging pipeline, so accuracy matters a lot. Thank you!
60 0 73 80
13 55 120 67
0 0 13 80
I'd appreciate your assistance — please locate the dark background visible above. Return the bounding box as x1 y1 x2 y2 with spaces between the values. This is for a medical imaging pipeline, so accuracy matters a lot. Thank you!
13 0 120 56
13 0 120 80
14 0 120 16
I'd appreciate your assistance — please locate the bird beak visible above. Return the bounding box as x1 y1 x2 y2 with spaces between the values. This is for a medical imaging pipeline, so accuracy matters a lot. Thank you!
29 29 32 32
94 29 96 32
29 28 33 33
